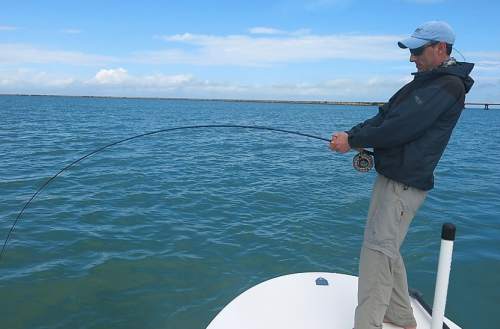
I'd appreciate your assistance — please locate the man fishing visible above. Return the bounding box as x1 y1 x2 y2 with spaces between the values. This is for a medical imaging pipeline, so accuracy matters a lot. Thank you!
328 21 474 329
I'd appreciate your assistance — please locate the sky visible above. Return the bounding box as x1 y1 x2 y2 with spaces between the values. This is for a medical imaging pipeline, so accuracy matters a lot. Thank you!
1 0 499 102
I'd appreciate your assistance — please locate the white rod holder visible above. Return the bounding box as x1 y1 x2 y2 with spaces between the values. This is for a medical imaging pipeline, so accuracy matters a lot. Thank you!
430 222 456 329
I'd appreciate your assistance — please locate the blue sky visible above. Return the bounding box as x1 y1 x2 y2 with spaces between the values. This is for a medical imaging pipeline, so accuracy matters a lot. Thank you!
1 0 499 102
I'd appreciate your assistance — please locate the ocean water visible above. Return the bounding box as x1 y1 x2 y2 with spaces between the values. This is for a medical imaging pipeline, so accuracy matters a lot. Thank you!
0 95 498 328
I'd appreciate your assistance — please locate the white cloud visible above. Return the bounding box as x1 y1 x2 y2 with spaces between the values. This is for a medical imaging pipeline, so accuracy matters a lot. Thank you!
0 68 77 90
151 32 404 66
4 32 498 70
88 68 130 84
44 77 77 87
249 27 284 35
249 27 310 36
0 26 20 31
0 44 118 66
85 68 196 91
79 68 405 100
465 51 500 61
464 51 500 73
1 66 495 102
60 29 82 34
474 61 500 72
0 66 403 100
1 29 497 101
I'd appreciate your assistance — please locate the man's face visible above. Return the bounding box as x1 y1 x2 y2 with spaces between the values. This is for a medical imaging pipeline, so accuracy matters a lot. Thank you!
410 41 445 72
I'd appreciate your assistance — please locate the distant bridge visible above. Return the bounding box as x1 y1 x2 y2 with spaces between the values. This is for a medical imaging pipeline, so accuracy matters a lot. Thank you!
466 102 500 110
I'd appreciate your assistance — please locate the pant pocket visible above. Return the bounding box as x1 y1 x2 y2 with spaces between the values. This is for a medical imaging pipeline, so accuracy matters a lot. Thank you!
364 200 402 259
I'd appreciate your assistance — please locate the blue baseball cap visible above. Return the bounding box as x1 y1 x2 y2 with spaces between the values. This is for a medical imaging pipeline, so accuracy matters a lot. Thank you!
398 21 455 49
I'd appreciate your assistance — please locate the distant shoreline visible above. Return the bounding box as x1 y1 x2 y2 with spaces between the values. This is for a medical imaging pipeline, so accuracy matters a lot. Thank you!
1 94 498 108
0 93 385 106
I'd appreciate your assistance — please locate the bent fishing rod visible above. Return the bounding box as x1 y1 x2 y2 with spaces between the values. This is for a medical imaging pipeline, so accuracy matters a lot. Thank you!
0 124 374 259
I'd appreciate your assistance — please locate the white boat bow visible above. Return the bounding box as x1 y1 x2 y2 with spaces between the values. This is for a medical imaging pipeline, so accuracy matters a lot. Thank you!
207 272 461 329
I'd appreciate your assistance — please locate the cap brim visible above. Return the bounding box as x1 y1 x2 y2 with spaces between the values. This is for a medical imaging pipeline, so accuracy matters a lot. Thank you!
398 37 428 49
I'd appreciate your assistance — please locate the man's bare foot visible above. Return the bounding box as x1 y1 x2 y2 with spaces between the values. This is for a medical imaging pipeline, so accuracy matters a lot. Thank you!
383 317 416 329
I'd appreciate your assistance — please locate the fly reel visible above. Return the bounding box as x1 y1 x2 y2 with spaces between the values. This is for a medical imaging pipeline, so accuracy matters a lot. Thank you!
353 151 373 173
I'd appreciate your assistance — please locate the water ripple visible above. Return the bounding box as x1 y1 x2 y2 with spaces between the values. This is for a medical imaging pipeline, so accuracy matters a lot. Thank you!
1 97 498 328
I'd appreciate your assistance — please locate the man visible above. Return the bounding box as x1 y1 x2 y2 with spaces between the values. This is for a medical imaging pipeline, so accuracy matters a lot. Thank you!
329 21 474 329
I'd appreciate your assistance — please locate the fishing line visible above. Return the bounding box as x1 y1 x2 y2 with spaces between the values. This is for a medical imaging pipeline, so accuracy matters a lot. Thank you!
0 124 373 259
452 46 467 62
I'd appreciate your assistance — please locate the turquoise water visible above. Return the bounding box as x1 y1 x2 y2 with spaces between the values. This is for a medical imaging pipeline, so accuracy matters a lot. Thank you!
0 95 498 328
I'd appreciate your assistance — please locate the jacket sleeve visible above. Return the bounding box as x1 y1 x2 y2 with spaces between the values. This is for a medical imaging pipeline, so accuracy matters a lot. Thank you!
347 81 461 149
347 104 387 136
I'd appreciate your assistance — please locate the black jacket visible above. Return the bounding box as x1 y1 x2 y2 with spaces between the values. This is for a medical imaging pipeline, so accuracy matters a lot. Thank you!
347 61 474 190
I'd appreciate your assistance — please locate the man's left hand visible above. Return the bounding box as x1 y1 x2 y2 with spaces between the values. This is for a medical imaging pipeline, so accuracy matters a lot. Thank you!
328 132 352 153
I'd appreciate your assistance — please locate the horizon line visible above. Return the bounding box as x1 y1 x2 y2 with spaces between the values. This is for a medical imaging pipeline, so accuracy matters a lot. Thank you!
1 94 499 107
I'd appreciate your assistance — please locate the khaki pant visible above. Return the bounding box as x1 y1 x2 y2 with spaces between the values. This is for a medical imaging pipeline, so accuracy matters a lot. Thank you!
354 175 428 329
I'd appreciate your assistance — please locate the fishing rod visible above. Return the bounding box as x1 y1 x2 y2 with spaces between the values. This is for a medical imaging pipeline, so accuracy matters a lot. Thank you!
0 124 374 259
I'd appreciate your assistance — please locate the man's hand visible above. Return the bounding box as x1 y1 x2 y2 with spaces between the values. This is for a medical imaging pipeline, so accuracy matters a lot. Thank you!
328 132 352 153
